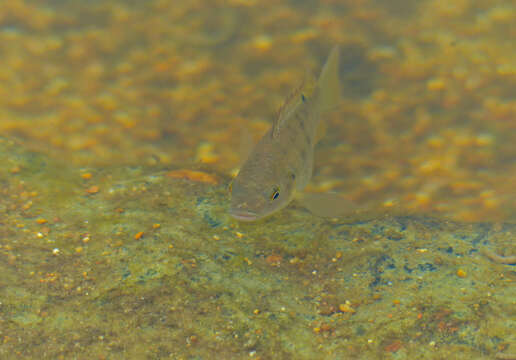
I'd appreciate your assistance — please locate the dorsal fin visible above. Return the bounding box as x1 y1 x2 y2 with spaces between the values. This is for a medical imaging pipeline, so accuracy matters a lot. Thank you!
314 45 341 113
272 71 316 139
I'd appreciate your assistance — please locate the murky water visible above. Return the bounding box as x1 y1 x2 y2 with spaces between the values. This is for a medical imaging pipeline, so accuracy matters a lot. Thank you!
0 1 514 359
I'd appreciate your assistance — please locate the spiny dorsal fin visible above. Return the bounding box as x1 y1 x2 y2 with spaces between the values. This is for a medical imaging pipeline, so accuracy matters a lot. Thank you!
272 71 316 139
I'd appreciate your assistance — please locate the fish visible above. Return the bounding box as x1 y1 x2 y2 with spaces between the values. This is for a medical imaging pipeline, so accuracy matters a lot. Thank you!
230 46 341 221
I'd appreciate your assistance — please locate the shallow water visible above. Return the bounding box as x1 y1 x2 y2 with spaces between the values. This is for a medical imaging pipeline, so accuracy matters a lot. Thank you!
0 1 515 359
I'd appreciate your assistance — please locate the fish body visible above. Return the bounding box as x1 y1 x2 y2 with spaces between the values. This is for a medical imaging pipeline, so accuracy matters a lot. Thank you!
230 46 341 221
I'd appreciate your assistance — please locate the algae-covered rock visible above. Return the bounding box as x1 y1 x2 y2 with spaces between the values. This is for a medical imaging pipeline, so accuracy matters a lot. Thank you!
0 138 514 359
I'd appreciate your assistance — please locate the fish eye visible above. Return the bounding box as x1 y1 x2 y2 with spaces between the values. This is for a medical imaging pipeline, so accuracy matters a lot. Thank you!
271 187 280 201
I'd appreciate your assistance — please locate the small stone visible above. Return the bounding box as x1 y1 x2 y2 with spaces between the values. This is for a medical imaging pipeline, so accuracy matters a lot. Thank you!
457 269 467 278
339 303 356 313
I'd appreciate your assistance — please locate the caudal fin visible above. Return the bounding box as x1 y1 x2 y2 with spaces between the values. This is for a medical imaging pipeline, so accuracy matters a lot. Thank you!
316 45 341 113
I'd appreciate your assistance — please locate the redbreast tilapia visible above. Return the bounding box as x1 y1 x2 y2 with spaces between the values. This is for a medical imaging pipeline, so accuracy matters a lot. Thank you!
230 46 341 221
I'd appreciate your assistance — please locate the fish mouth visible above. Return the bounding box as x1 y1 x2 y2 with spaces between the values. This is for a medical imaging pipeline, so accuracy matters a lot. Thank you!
230 209 259 221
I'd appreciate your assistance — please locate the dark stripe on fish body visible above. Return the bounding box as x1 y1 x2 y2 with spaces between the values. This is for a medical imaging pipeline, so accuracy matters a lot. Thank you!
278 133 295 155
304 130 312 146
291 124 310 152
299 148 307 165
290 158 302 180
294 108 305 125
287 166 298 180
284 124 298 146
291 120 311 153
299 119 305 131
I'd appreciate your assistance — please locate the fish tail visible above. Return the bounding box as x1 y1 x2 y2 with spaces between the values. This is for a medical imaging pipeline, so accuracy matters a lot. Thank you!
315 45 341 113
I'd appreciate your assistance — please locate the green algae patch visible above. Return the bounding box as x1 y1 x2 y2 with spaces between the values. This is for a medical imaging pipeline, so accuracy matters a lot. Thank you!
0 138 514 359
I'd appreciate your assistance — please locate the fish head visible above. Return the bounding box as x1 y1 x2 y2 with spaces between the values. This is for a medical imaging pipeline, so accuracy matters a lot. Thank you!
230 157 296 221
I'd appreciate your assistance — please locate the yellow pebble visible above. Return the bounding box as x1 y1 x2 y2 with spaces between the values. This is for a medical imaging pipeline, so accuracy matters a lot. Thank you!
339 303 356 313
426 136 444 148
86 185 99 194
252 35 272 52
291 28 319 43
457 269 467 278
166 169 218 185
475 134 493 146
427 78 446 91
195 142 219 164
10 166 21 173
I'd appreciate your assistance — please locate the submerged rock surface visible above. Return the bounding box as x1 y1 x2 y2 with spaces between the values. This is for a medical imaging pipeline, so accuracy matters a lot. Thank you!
1 138 514 359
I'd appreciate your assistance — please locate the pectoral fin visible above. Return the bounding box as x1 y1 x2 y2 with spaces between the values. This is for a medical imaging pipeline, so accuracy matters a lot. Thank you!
297 192 401 222
297 192 359 218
